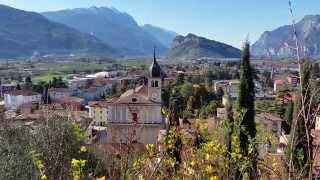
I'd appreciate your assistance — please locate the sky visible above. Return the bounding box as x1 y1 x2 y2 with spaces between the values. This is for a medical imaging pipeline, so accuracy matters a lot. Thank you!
0 0 319 48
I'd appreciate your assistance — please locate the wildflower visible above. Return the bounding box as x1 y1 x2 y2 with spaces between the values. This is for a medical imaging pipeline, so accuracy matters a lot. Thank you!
205 165 213 174
138 175 145 180
40 175 47 180
80 146 87 153
190 160 196 167
210 176 218 180
96 176 106 180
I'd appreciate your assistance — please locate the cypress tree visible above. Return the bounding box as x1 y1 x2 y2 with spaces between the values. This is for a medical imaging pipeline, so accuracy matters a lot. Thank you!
236 41 257 178
283 101 294 134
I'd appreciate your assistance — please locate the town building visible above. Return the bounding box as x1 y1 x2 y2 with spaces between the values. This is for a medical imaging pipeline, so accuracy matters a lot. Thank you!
274 79 286 92
4 90 42 111
48 88 72 102
214 80 240 99
88 101 109 126
0 83 16 97
105 54 164 144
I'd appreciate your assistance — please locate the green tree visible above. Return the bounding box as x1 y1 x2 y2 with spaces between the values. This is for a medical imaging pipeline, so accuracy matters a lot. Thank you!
179 82 193 98
283 101 294 134
32 116 84 179
0 125 36 180
24 76 33 90
235 41 257 178
176 73 185 85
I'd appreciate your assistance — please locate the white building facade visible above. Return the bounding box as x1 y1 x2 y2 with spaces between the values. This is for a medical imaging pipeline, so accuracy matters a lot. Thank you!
4 91 42 110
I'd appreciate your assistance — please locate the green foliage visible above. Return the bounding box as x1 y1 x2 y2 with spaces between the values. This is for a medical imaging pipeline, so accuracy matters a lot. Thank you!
199 100 218 119
32 116 84 179
0 126 36 180
180 82 193 98
235 41 258 178
283 101 294 134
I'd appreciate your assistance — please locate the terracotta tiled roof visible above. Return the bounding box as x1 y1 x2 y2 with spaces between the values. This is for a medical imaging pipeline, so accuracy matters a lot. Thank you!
120 85 148 98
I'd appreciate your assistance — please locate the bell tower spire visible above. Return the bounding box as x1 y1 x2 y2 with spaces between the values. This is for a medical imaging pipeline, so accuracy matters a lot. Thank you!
148 47 162 103
153 46 157 62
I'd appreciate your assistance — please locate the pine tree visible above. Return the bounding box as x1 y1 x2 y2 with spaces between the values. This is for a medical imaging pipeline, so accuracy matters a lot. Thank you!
236 41 257 178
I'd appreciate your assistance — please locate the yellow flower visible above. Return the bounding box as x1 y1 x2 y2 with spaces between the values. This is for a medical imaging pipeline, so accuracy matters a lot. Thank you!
190 160 195 167
205 165 213 174
40 175 47 180
96 176 106 180
205 154 212 161
71 158 79 167
80 146 87 153
80 160 87 167
145 144 154 151
210 176 218 180
36 160 45 169
138 175 145 180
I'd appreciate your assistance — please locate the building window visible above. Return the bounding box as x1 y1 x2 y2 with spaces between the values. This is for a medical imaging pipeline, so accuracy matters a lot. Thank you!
155 81 159 87
132 98 137 102
151 81 155 87
132 113 138 123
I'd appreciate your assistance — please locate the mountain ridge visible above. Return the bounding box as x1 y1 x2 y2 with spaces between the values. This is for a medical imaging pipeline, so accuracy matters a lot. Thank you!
42 7 168 56
252 14 320 58
167 33 241 60
0 4 115 58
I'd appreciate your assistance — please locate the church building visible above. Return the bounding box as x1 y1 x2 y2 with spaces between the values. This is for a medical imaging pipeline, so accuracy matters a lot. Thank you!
104 51 164 144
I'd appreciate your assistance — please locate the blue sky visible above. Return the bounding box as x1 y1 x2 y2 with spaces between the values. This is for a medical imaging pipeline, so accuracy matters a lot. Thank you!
0 0 319 48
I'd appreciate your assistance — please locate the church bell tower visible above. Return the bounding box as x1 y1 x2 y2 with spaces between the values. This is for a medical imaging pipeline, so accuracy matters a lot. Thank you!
148 47 162 103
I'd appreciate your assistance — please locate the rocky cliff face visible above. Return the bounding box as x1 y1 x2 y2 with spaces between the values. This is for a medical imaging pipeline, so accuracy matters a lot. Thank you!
252 15 320 58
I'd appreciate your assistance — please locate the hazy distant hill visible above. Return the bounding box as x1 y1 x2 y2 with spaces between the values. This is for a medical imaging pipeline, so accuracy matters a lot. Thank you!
42 7 167 56
168 33 241 60
252 15 320 58
141 24 178 48
0 4 114 59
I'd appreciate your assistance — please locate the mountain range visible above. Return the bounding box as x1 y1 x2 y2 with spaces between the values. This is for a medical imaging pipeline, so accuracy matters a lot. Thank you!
168 34 241 60
252 15 320 58
42 7 172 56
141 24 178 48
0 5 114 59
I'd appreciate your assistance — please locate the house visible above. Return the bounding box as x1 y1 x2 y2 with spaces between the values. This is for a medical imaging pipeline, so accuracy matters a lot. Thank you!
88 101 109 126
255 113 283 157
4 90 42 111
256 113 283 137
287 75 299 87
0 83 16 97
274 79 286 92
214 80 240 99
59 96 85 111
68 77 92 90
48 88 72 102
